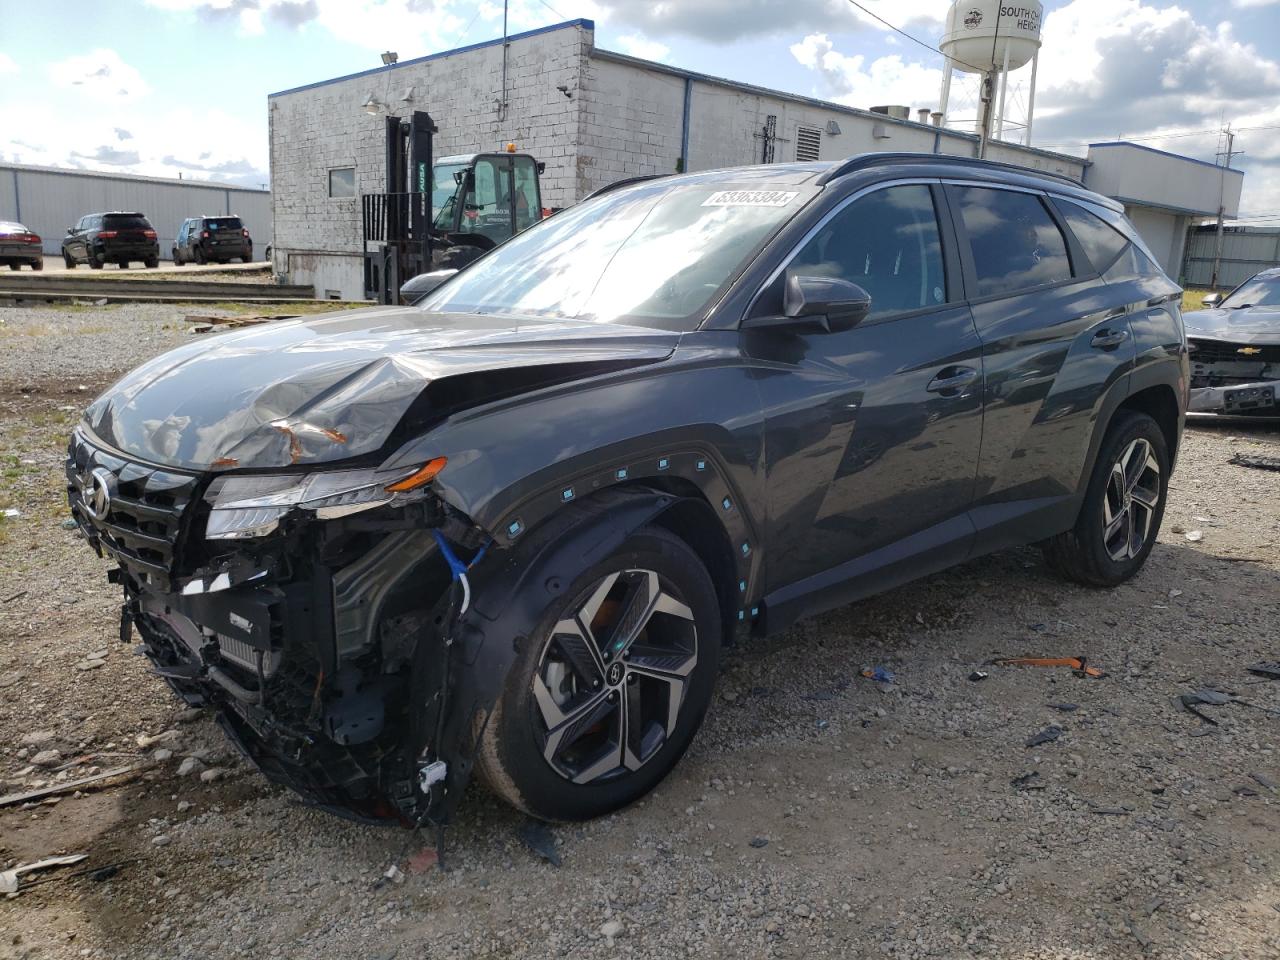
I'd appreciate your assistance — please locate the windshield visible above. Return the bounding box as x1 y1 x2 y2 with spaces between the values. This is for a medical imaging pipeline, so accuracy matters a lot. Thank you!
1220 275 1280 309
420 181 811 329
432 162 468 228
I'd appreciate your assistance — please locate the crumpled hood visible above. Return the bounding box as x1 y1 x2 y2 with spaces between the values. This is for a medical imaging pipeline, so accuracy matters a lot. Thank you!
83 306 678 471
1184 306 1280 344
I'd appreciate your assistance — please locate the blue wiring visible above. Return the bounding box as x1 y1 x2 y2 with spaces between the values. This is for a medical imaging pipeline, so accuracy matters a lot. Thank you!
431 530 490 615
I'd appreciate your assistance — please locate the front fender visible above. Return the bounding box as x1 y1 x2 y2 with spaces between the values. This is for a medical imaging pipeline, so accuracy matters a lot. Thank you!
422 488 683 822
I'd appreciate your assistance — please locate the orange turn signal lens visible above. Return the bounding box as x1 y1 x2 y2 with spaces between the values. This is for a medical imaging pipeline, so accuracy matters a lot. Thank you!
385 457 448 492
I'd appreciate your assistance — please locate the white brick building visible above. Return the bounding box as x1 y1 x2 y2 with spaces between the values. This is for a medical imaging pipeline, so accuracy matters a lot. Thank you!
268 18 1242 300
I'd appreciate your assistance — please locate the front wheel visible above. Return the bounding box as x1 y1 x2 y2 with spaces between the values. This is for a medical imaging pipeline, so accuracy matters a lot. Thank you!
146 257 159 269
1043 410 1169 587
63 252 75 268
476 526 721 822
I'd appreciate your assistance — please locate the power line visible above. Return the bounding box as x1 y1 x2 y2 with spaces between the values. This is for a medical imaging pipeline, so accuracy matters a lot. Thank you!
532 0 568 21
842 0 991 74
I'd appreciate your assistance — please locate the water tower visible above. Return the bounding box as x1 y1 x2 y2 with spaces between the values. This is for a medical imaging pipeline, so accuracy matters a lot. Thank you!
938 0 1043 154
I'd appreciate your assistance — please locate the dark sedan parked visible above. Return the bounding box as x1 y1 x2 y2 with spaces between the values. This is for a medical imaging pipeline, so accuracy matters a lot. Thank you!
66 154 1186 829
1185 268 1280 418
62 212 159 269
0 220 43 270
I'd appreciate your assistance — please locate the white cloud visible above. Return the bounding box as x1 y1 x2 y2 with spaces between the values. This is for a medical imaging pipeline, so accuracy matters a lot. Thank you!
0 53 18 75
790 33 943 111
614 34 671 62
48 49 149 101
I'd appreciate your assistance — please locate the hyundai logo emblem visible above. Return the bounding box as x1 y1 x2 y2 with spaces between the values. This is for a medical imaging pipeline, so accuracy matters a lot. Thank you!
83 467 116 521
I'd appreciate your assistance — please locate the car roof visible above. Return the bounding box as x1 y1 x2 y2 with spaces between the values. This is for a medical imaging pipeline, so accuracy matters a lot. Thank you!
614 153 1117 211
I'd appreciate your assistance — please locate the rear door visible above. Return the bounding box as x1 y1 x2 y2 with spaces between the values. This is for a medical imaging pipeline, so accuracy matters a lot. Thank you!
748 180 984 596
946 183 1138 551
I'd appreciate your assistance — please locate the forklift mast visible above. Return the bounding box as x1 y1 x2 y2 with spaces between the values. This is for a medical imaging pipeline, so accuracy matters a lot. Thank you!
362 110 436 304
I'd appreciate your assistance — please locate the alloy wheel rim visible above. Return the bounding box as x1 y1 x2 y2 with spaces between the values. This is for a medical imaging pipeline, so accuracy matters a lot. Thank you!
532 569 697 785
1102 437 1161 562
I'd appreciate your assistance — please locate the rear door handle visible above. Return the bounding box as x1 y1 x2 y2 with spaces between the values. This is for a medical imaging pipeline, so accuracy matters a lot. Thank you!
926 366 979 395
1090 328 1129 350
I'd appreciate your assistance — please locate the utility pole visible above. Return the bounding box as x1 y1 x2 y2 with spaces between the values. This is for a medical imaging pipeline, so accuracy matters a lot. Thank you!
1210 125 1242 290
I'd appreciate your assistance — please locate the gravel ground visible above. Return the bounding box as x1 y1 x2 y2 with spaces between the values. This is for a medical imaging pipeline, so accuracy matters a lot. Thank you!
1 304 1278 960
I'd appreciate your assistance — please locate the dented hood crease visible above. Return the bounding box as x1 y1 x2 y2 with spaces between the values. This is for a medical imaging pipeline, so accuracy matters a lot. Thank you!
83 306 678 470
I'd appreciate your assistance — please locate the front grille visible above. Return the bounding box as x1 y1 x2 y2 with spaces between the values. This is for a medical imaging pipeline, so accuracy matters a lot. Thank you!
66 432 200 590
1189 338 1280 365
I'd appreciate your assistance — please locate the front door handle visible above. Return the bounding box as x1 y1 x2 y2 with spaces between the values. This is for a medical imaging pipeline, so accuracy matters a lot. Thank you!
926 366 979 395
1090 328 1129 350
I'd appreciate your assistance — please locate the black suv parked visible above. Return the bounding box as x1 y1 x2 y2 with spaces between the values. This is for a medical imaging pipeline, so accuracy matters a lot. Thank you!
62 212 159 269
66 154 1186 828
173 216 253 265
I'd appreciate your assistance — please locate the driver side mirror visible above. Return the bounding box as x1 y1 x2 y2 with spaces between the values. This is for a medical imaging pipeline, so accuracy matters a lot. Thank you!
1201 292 1223 308
743 273 872 333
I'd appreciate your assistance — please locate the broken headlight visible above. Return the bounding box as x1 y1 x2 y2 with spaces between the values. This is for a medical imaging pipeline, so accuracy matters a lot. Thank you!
204 459 446 540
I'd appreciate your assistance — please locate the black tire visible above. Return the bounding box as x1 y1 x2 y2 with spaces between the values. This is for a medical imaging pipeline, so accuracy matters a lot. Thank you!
63 252 75 269
118 260 130 269
194 247 206 265
31 259 42 271
476 526 721 822
146 257 159 269
1043 410 1169 587
172 248 182 266
89 257 103 270
7 263 17 271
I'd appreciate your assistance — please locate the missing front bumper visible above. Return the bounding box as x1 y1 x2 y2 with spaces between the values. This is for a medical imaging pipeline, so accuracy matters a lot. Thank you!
1188 380 1279 417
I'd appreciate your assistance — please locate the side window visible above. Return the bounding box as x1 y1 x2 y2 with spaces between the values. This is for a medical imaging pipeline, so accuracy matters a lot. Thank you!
789 184 947 319
953 186 1072 297
459 158 505 238
512 156 540 232
328 167 356 198
1052 199 1129 274
1103 243 1164 284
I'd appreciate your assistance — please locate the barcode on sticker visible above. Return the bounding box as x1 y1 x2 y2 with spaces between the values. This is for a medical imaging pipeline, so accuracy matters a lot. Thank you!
702 190 798 207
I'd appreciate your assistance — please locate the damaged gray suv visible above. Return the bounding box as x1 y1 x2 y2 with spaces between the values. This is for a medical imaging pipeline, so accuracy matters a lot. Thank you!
67 154 1187 826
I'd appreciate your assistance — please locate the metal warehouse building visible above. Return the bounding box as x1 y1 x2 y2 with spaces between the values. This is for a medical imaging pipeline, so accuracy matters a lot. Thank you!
1183 224 1280 289
268 18 1243 300
0 163 272 261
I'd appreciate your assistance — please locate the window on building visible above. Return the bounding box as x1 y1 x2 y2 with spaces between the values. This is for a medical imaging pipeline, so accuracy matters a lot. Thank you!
953 186 1072 297
1053 198 1129 273
788 184 947 319
328 167 356 198
796 126 822 162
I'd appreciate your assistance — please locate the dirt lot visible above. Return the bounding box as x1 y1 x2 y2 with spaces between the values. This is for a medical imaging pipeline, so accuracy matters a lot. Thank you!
1 303 1278 960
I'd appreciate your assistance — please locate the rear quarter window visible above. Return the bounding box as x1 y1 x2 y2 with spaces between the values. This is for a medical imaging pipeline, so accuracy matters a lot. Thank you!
1052 199 1130 274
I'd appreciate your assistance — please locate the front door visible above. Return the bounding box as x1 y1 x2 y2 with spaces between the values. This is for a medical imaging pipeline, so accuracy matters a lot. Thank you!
746 182 984 593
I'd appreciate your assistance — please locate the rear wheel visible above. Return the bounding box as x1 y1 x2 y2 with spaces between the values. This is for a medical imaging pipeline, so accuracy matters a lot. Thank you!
7 263 17 271
145 257 159 269
30 259 42 271
476 526 721 822
1043 410 1169 587
194 247 206 265
172 248 183 265
63 252 75 268
89 257 103 270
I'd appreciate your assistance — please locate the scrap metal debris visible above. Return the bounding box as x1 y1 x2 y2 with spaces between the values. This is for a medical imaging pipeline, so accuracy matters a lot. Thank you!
1229 452 1280 472
1248 662 1280 681
993 656 1106 679
0 763 147 808
1025 725 1064 748
518 820 562 867
1012 771 1046 791
186 313 297 334
0 854 88 895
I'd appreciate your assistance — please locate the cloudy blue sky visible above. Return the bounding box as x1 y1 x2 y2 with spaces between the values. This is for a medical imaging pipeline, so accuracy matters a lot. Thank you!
2 0 1279 216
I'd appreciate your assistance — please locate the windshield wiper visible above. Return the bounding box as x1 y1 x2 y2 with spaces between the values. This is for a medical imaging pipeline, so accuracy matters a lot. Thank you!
1227 303 1254 310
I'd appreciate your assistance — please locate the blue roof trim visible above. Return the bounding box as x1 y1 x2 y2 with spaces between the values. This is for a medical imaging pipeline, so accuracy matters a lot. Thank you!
1088 140 1244 174
268 19 594 98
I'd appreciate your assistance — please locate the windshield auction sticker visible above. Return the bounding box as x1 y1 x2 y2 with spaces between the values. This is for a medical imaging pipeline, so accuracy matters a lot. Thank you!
702 190 798 207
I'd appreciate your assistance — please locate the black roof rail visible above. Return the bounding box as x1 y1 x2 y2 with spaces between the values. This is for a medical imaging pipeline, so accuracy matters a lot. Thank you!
582 174 669 202
815 152 1084 187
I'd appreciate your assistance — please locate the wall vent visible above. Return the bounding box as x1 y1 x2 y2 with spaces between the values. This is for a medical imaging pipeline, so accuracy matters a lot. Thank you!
796 126 822 162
